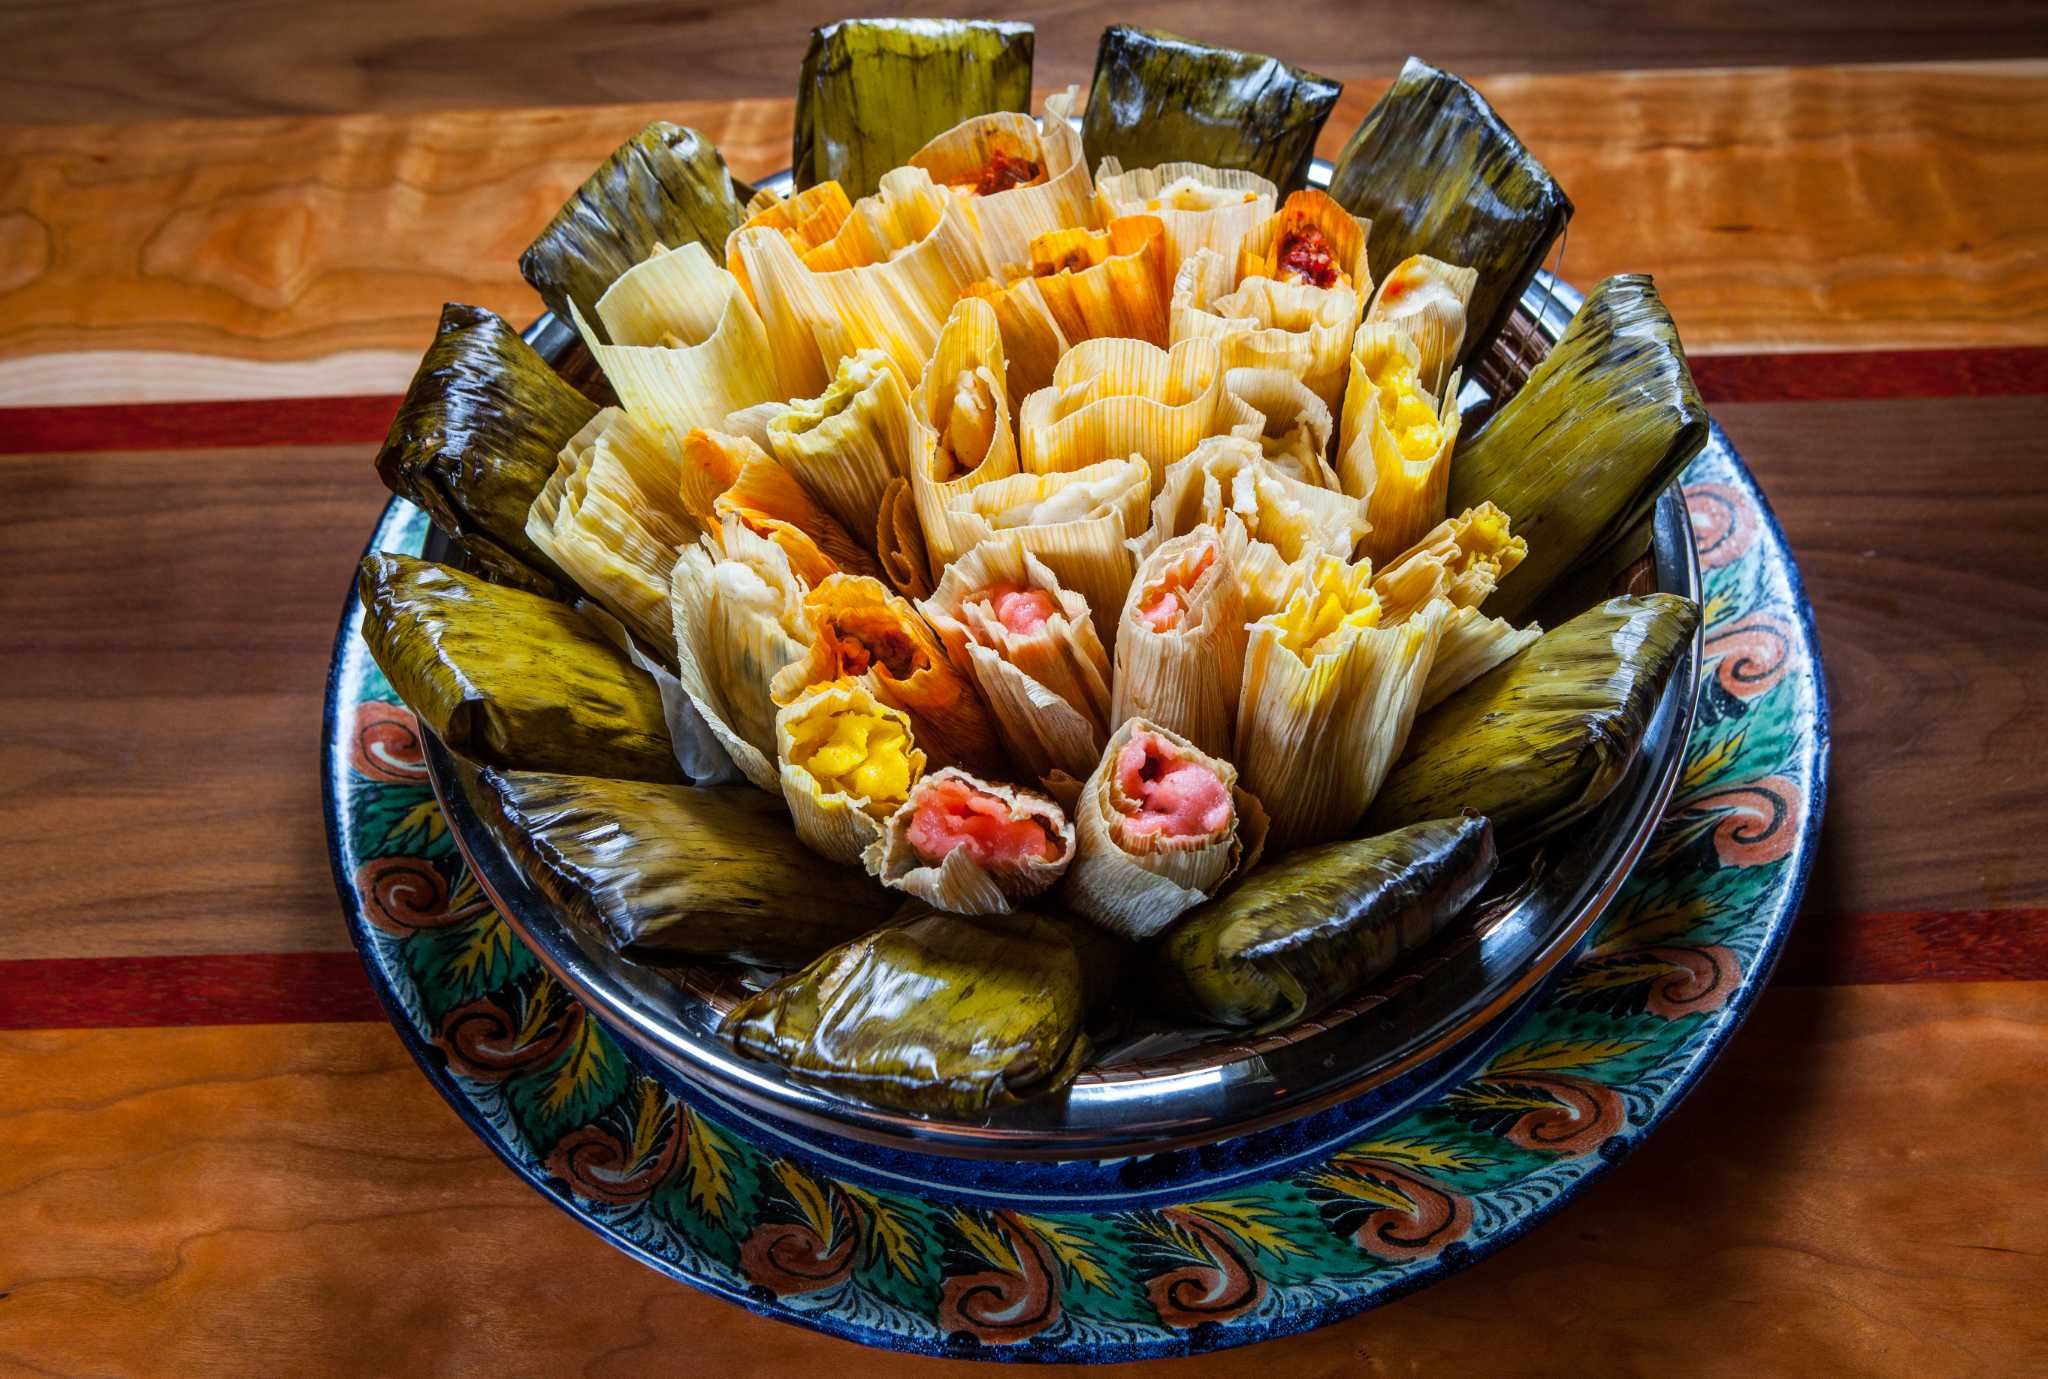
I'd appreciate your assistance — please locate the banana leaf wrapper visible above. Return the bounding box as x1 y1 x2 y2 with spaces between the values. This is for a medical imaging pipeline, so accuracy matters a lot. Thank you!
1081 26 1341 193
374 303 594 593
725 902 1093 1116
358 552 680 783
1158 814 1497 1030
1369 593 1701 842
520 123 748 341
476 767 891 964
1449 274 1708 624
794 18 1035 202
1326 58 1572 366
864 769 1076 915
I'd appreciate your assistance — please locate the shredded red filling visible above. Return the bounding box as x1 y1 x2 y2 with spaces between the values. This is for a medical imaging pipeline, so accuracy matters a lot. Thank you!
906 776 1059 867
974 150 1043 196
1115 731 1232 838
1276 224 1340 289
832 622 921 679
971 581 1057 635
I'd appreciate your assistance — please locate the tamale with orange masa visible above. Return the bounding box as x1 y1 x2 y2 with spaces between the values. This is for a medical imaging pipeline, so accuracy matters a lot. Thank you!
1015 215 1174 347
771 574 1007 776
738 181 855 258
678 428 878 586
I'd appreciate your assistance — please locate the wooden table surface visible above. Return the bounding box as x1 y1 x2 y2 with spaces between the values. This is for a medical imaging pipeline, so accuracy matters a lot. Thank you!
2 5 2045 1374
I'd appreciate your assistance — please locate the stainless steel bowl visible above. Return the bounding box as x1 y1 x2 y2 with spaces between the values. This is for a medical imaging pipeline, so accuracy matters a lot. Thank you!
425 172 1702 1161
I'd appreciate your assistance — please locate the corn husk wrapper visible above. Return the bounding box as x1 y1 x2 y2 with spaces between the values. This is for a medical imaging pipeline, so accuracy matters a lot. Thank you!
519 123 748 340
1238 189 1373 292
1236 556 1454 849
720 400 790 449
1422 606 1543 711
776 680 926 865
1017 335 1259 489
1448 274 1708 624
910 87 1095 278
1366 254 1478 400
875 477 934 599
941 457 1152 647
918 537 1113 781
358 552 681 784
1081 27 1341 193
737 181 855 257
996 214 1173 350
1338 325 1465 564
908 297 1022 573
1171 248 1360 411
668 525 814 792
571 242 789 433
1135 436 1369 623
1093 159 1278 276
763 349 912 543
770 573 1006 776
526 408 697 655
960 277 1069 412
1370 594 1700 842
864 768 1075 913
1063 717 1268 940
1372 503 1527 623
1224 366 1338 487
729 166 990 387
678 428 877 586
1113 521 1249 760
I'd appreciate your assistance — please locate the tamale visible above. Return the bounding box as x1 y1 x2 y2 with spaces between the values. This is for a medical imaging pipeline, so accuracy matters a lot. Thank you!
374 303 595 593
669 526 813 793
1081 26 1341 192
1158 815 1497 1030
1325 59 1572 366
875 477 935 600
1224 366 1338 486
1093 161 1277 278
357 553 680 783
908 296 1021 573
1370 503 1526 623
777 680 926 866
910 87 1096 279
736 181 855 257
1016 335 1260 489
1112 521 1249 760
678 428 878 586
1365 254 1478 400
865 769 1076 915
1369 594 1700 842
1421 606 1541 710
520 123 748 340
764 348 914 543
1448 274 1708 623
725 903 1093 1115
793 19 1035 202
999 213 1174 349
1337 325 1464 563
1171 250 1361 413
477 768 892 964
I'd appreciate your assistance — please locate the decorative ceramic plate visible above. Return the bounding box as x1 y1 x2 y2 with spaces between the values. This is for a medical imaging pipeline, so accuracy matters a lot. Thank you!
325 402 1825 1359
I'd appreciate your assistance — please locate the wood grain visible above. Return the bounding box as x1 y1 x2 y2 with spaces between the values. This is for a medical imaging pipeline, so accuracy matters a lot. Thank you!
3 0 2047 125
2 62 2044 407
2 984 2042 1376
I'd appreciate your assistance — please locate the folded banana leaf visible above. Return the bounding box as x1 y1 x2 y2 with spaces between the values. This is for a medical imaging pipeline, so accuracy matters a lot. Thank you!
725 903 1097 1115
1368 594 1700 843
1158 815 1497 1030
1326 58 1572 365
374 303 596 593
478 768 894 964
1448 274 1708 623
358 552 681 783
520 123 749 340
794 19 1035 201
1082 26 1341 192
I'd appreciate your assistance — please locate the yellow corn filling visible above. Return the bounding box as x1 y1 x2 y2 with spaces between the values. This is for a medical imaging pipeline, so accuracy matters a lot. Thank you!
1272 557 1381 657
787 706 915 811
1367 351 1443 462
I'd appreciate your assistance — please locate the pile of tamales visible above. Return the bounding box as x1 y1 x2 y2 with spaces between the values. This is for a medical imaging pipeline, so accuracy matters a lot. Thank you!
362 18 1706 1119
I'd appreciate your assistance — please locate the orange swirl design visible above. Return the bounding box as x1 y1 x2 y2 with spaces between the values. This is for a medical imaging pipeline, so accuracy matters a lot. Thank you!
1495 1073 1627 1156
1706 614 1793 700
1344 1161 1475 1261
1145 1208 1266 1328
434 995 581 1080
354 855 454 934
1676 774 1802 867
545 1113 686 1205
938 1212 1062 1345
1641 944 1742 1017
351 701 428 782
1683 482 1756 570
740 1215 858 1296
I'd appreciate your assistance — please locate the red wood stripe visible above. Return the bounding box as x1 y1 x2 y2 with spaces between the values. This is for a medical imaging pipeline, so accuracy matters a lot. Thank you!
2 346 2046 457
0 952 386 1030
0 908 2041 1030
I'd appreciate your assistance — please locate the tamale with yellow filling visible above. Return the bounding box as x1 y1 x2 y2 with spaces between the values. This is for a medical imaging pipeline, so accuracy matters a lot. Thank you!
476 768 893 964
1338 325 1464 563
776 680 926 866
520 123 748 340
1366 254 1478 400
374 303 594 593
1369 594 1700 842
1081 26 1341 192
1448 274 1707 623
357 552 680 783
